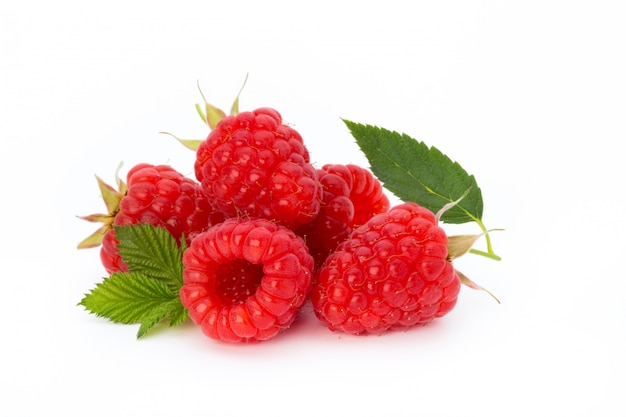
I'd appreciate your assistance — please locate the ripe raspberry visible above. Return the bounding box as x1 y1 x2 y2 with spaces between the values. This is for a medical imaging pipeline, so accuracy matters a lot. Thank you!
194 107 322 229
311 202 460 335
79 163 224 274
296 164 390 269
180 217 315 343
339 164 390 229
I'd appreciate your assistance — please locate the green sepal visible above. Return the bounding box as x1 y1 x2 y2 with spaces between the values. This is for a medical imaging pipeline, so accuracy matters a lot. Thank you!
196 80 226 129
159 131 203 152
455 269 500 304
229 73 248 116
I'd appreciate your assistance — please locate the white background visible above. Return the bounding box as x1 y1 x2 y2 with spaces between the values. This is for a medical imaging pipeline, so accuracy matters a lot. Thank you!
1 1 625 416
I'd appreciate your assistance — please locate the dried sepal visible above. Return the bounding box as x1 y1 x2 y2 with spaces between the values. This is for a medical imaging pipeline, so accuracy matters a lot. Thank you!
455 269 500 304
76 166 126 249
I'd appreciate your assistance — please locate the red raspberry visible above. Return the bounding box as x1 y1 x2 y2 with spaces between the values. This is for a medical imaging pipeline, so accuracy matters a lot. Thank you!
310 202 460 335
180 217 315 343
296 164 390 269
340 164 390 229
194 107 322 229
79 163 224 274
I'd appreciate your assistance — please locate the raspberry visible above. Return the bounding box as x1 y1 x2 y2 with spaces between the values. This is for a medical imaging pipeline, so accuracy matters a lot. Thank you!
194 107 322 229
340 164 390 229
79 163 224 274
180 217 315 342
310 202 460 335
296 164 390 269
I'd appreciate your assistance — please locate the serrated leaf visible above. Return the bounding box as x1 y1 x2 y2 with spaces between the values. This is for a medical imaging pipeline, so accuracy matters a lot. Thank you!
79 272 188 338
114 224 184 289
79 272 177 324
167 299 190 328
136 306 171 338
344 120 483 224
135 298 187 338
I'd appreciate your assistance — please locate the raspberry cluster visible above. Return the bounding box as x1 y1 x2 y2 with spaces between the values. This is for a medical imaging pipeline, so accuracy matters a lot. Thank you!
80 105 465 343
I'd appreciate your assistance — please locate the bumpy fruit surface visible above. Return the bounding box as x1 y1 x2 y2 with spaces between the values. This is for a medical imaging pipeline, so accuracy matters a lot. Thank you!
194 107 321 229
296 164 390 269
311 202 460 335
180 217 315 343
97 163 223 274
339 164 390 229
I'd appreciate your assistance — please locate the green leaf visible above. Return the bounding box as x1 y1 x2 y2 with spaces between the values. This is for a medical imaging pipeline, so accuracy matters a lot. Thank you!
137 308 171 339
344 120 483 224
136 299 188 338
78 223 190 338
114 224 184 290
79 272 187 337
167 299 190 328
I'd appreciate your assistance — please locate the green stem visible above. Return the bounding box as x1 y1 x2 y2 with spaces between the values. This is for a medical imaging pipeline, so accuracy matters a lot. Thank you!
473 218 501 261
469 248 501 261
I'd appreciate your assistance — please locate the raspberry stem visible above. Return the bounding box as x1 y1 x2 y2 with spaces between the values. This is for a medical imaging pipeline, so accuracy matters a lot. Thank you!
471 219 502 261
436 188 502 261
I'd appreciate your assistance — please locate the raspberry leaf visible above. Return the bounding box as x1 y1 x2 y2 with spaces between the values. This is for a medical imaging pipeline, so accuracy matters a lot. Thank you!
79 272 187 338
114 224 184 291
137 299 189 338
165 298 190 328
79 224 189 338
344 120 483 225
